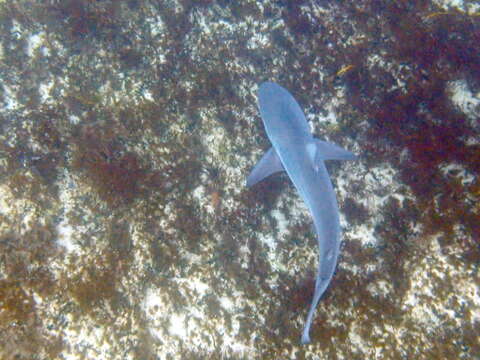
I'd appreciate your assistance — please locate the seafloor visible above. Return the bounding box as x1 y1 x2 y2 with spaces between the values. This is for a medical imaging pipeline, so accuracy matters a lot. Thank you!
0 0 479 359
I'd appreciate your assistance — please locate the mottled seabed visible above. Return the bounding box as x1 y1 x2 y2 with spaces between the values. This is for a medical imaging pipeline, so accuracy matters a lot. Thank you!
0 0 479 359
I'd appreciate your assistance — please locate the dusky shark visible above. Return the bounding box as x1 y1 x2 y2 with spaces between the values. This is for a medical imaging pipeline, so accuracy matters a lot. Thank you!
247 82 357 344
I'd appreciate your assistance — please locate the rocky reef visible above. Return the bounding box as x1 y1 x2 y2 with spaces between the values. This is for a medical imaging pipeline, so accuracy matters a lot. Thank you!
0 0 478 359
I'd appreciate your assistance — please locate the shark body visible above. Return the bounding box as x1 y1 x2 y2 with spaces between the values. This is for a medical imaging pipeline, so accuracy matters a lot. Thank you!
247 82 357 344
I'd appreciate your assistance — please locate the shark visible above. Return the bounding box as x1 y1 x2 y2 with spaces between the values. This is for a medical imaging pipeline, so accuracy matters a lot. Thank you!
246 82 357 344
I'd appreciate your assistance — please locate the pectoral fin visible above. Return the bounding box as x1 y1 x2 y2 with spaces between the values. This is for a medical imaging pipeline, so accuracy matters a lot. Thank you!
306 139 357 172
246 147 284 187
313 139 358 162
